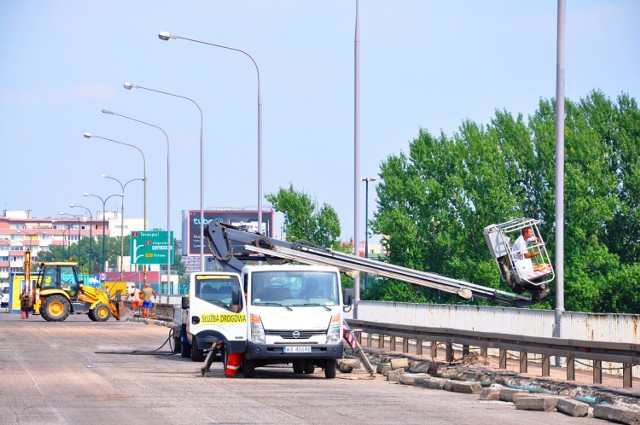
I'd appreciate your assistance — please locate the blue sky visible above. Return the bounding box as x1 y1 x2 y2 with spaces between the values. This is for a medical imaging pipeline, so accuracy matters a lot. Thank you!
1 1 638 242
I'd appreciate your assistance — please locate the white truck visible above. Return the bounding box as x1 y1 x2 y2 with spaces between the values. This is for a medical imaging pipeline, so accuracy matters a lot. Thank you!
178 264 345 378
176 219 544 379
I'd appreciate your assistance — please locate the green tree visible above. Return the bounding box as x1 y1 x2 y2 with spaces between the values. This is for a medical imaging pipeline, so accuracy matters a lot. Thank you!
266 184 342 250
372 91 640 313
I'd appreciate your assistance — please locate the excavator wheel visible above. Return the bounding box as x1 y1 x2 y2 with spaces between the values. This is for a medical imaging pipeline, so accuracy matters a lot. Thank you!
41 295 71 322
87 309 98 321
92 303 112 322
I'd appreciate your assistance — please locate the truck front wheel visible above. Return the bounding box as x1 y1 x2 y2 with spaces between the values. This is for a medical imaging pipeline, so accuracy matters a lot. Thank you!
41 295 71 322
243 359 256 378
190 336 204 362
324 359 337 379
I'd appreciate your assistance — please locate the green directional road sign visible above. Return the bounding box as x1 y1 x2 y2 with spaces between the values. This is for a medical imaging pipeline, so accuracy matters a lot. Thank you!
130 230 174 265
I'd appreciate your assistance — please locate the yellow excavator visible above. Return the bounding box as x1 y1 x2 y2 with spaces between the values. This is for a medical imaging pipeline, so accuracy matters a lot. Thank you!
31 260 122 322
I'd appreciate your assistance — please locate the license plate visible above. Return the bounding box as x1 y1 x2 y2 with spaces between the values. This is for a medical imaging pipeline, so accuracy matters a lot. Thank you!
283 346 312 353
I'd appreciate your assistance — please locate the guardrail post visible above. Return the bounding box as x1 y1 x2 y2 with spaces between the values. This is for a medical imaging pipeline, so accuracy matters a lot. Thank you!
623 364 633 388
567 357 575 381
519 351 528 373
430 341 438 360
593 360 602 384
416 339 423 355
390 335 396 351
366 332 372 347
541 354 550 377
446 342 453 363
402 337 409 353
499 349 507 369
480 346 487 358
378 333 384 349
462 345 469 357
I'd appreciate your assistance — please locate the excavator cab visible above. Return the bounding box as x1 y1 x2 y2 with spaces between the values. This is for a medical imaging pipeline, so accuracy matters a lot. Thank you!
484 218 554 301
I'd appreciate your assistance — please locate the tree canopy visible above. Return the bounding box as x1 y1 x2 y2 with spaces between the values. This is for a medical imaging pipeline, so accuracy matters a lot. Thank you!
371 91 640 313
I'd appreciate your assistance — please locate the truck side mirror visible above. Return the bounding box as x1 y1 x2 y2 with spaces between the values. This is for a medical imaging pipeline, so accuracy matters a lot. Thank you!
181 295 189 309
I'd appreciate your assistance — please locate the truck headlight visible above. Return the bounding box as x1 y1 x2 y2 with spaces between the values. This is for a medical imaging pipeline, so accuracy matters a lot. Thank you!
250 313 265 343
327 314 342 344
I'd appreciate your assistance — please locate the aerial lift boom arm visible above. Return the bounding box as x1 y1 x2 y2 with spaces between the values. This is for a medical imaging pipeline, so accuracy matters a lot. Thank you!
205 222 532 307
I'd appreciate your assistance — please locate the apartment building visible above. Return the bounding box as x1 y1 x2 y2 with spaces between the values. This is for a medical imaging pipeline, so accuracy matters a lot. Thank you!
0 209 144 283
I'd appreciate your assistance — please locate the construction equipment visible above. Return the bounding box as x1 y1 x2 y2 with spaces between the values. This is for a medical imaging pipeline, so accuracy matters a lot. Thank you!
196 221 546 378
34 262 122 322
484 218 554 301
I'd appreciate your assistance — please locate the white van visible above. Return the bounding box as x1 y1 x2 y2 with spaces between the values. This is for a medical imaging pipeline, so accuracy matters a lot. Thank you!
1 284 10 310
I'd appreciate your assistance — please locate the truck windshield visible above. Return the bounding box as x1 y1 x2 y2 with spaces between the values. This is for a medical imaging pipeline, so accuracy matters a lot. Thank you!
251 270 339 306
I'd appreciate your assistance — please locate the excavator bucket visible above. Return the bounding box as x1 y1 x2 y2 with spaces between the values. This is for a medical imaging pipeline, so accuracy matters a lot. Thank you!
109 299 124 320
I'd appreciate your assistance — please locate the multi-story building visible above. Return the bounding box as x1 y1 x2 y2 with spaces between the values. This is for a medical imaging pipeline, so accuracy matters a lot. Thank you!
0 209 144 283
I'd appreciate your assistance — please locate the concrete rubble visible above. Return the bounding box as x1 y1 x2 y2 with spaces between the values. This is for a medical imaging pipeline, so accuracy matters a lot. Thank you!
343 349 640 424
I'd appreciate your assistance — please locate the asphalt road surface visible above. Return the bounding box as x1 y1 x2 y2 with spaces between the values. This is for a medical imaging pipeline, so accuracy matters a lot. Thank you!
0 311 605 425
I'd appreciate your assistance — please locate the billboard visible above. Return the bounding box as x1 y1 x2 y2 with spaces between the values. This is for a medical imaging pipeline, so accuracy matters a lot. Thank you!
182 209 273 256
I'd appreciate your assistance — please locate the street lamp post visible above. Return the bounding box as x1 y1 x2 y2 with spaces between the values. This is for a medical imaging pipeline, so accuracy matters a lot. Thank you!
84 132 148 285
158 31 263 235
59 212 83 261
83 192 123 273
123 82 205 271
102 174 143 284
102 109 173 298
70 204 93 274
84 133 147 231
361 177 376 291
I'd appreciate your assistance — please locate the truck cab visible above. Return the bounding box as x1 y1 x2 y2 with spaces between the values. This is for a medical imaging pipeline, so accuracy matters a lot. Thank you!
241 264 344 378
179 265 345 378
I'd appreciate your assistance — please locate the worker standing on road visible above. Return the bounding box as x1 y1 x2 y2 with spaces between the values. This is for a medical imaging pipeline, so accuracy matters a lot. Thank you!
126 284 141 316
20 289 33 319
141 283 157 319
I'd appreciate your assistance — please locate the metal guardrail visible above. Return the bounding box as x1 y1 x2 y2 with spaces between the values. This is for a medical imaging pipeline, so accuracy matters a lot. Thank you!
347 319 640 388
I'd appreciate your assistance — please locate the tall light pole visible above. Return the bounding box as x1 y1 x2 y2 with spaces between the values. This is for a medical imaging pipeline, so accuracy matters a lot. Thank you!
361 177 376 291
353 0 361 318
83 192 123 272
70 204 93 274
84 132 148 285
102 109 173 298
102 174 143 283
83 133 147 231
59 212 83 262
123 81 205 271
158 31 263 235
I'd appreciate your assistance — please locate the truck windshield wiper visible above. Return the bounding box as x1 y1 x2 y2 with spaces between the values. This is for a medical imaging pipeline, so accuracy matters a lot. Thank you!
297 303 331 311
254 301 292 311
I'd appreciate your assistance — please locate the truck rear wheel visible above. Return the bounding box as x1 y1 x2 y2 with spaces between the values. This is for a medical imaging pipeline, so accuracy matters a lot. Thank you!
180 342 191 358
41 295 71 322
324 359 337 379
304 362 315 374
293 362 304 374
92 303 112 322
